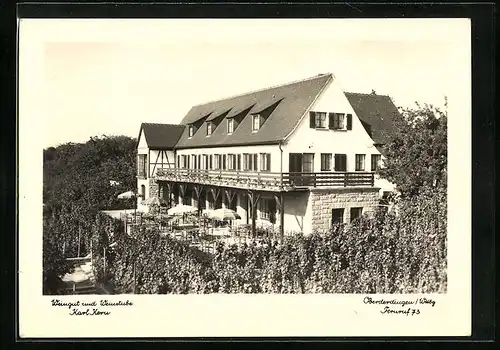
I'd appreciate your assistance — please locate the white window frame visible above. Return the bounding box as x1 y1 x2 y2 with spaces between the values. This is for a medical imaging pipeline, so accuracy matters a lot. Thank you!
371 154 382 171
252 114 261 132
206 122 213 136
332 113 346 130
188 125 194 137
320 153 332 171
259 153 271 172
315 112 327 129
260 199 271 220
227 118 234 134
355 154 366 171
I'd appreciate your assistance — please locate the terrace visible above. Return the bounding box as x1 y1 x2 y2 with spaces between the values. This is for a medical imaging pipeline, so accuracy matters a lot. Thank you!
155 168 375 192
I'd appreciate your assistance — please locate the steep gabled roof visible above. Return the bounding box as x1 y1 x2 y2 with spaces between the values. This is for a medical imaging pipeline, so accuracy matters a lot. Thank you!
137 123 186 149
344 92 399 145
174 74 332 149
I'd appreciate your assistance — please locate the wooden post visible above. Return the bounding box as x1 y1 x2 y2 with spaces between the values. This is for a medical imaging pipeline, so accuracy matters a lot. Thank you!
248 191 261 238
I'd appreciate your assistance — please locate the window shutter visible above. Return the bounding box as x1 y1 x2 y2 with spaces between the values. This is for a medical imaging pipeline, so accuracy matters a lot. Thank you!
310 112 315 128
237 154 241 170
346 114 353 130
328 113 335 130
267 154 271 171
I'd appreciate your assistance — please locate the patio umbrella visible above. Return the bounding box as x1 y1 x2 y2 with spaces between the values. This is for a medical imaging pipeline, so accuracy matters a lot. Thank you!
167 204 198 216
209 208 241 221
117 190 137 199
117 190 139 222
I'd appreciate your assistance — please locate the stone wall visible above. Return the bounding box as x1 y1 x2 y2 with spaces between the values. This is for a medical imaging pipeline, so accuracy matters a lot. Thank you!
148 178 159 199
310 187 380 233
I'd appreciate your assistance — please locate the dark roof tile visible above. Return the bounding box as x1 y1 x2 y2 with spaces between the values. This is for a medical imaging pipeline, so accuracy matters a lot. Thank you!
138 123 185 149
174 74 332 149
344 92 399 145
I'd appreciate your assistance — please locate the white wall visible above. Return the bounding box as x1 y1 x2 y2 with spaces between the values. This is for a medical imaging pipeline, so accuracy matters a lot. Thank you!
283 79 381 172
137 129 148 154
176 144 282 172
282 191 311 234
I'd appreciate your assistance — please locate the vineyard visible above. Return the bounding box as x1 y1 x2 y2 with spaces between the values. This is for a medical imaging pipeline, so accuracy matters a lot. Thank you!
92 188 446 294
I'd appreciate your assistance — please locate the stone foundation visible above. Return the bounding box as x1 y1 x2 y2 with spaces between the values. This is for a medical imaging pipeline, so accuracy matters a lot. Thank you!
310 187 380 233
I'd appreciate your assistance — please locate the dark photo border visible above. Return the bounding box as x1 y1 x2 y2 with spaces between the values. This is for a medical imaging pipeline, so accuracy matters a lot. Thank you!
2 1 495 345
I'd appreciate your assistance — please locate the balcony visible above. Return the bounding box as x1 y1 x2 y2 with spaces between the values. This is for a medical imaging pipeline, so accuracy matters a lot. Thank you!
154 168 375 192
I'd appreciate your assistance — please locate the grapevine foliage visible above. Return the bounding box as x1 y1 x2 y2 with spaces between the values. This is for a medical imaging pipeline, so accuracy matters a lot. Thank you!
107 189 447 294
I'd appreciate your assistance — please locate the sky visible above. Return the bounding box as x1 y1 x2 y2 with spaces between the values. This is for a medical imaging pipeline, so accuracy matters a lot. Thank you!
35 19 470 147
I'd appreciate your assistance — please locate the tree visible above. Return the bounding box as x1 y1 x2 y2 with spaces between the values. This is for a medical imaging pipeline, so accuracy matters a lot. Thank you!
42 135 137 293
378 102 447 198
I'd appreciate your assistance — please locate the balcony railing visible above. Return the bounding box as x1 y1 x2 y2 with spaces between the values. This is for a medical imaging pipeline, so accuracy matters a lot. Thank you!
154 168 374 191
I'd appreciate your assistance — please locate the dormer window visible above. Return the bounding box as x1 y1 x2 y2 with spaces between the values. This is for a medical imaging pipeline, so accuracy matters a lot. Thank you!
252 114 261 132
206 122 213 136
188 125 194 137
227 118 234 134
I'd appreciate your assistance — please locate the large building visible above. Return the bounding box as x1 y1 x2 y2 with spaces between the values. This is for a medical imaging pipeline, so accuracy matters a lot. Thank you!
136 73 398 236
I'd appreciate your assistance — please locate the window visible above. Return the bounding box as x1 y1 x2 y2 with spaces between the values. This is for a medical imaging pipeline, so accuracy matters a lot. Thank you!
260 199 271 220
243 154 254 171
228 154 237 170
331 208 344 226
302 153 314 173
227 118 234 134
350 207 363 222
371 154 382 171
209 155 213 169
321 153 332 171
330 113 345 130
237 154 241 171
252 154 258 171
137 154 147 178
314 112 327 128
355 154 366 171
213 154 221 170
207 198 215 210
334 154 347 171
252 115 261 132
192 155 197 169
202 154 208 170
188 125 194 137
206 122 213 136
260 153 271 172
222 155 227 170
141 185 146 200
243 154 249 170
177 155 180 168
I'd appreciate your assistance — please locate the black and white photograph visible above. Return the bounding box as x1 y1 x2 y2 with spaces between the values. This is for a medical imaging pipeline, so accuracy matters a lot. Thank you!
18 17 471 337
